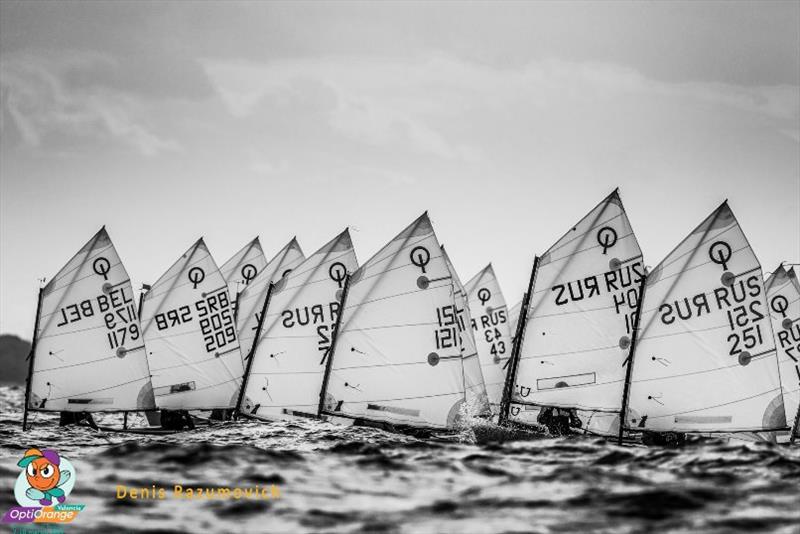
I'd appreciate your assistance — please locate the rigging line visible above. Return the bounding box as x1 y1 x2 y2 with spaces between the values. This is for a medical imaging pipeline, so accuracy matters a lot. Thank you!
45 241 116 285
518 343 621 360
638 320 735 341
533 300 637 318
648 210 738 274
334 390 465 404
638 208 731 338
631 350 777 383
142 247 217 301
353 232 439 281
35 355 120 372
38 232 109 334
39 322 131 339
149 347 241 372
648 253 760 292
546 210 627 256
540 231 640 271
141 242 205 332
641 387 782 419
249 370 324 376
46 376 150 401
339 281 452 313
345 321 442 332
43 258 125 299
332 358 462 372
279 247 354 282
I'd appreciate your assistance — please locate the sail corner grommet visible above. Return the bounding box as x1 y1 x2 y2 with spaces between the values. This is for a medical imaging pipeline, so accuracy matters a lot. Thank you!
427 352 440 366
417 276 429 290
720 271 735 287
738 351 752 366
116 346 127 359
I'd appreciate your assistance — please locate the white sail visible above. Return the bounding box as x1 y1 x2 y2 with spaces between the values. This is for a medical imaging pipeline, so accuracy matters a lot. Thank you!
510 190 644 434
508 300 522 339
765 265 800 435
219 237 268 310
442 247 490 416
236 238 305 358
626 202 784 433
240 230 358 420
141 238 244 410
28 228 154 412
322 213 468 429
465 264 513 412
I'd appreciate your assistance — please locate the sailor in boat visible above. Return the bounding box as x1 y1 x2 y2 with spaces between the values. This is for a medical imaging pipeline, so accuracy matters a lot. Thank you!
59 411 98 430
535 382 583 435
158 410 195 431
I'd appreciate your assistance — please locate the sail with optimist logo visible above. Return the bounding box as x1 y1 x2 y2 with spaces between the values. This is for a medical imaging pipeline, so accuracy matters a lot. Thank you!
442 247 490 417
320 213 470 429
25 227 154 413
624 202 785 434
507 190 644 435
235 238 305 359
765 265 800 439
238 230 358 420
219 237 268 313
140 238 244 411
465 264 513 412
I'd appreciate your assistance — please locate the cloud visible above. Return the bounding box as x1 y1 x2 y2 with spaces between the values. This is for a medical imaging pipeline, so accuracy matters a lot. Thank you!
202 54 799 166
0 52 179 156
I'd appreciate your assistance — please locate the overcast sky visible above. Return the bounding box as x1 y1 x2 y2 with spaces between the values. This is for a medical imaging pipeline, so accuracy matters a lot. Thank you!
1 1 798 339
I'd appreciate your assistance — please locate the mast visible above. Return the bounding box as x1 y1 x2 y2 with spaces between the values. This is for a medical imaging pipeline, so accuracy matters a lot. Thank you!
318 274 351 416
498 255 539 426
235 282 275 416
22 286 44 431
617 274 648 445
791 406 799 444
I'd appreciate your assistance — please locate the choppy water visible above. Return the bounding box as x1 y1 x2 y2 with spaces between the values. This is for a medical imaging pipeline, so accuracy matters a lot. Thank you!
1 386 798 533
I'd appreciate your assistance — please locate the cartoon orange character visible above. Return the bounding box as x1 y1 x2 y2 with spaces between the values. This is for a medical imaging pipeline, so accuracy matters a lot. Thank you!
16 449 71 506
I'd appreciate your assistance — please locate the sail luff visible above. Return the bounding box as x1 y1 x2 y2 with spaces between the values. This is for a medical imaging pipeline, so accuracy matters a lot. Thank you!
618 274 648 444
22 286 44 430
318 274 352 416
499 256 538 426
236 281 275 415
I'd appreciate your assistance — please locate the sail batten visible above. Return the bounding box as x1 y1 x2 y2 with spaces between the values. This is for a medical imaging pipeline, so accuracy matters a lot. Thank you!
28 228 154 413
626 203 784 433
